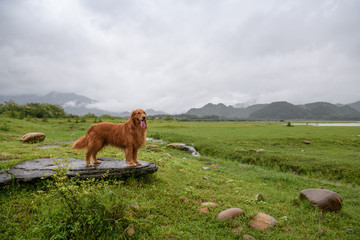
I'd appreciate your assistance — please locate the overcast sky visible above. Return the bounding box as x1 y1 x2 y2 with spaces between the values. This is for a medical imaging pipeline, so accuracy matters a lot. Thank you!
0 0 359 113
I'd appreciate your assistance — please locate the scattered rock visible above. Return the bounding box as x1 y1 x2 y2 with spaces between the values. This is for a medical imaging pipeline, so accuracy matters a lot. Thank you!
300 189 343 211
130 202 140 211
202 167 210 170
203 177 209 180
145 145 159 149
317 228 324 236
206 162 213 165
256 194 264 201
249 213 278 231
197 208 209 214
231 225 243 235
146 137 165 144
182 198 190 203
303 140 311 144
37 145 59 149
201 202 218 208
243 234 256 240
167 143 200 156
217 208 244 221
19 132 45 143
126 224 136 236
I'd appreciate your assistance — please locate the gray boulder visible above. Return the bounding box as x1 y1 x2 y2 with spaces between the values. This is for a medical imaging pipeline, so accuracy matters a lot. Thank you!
19 132 46 143
167 143 200 156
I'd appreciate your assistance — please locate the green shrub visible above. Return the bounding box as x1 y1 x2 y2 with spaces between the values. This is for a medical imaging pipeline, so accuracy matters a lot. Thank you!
37 159 130 239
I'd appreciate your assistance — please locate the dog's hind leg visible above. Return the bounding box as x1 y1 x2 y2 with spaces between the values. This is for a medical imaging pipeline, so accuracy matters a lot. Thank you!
86 140 103 167
85 151 94 167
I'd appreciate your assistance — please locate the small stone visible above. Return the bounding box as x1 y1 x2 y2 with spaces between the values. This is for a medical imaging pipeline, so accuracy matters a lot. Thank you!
256 194 264 201
206 162 213 165
126 224 136 236
300 189 343 211
201 202 218 208
303 140 311 144
202 167 210 170
145 145 159 149
217 208 244 221
345 228 354 233
203 177 209 180
243 234 256 240
250 213 278 231
231 225 243 235
282 226 292 232
20 132 46 143
130 202 140 211
256 149 265 152
197 208 209 214
317 228 324 235
182 198 190 203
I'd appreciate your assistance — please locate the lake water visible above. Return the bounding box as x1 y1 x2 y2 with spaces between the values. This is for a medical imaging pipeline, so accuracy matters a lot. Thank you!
294 123 360 127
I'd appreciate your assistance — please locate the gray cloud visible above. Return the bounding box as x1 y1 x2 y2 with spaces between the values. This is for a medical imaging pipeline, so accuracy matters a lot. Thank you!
0 0 359 113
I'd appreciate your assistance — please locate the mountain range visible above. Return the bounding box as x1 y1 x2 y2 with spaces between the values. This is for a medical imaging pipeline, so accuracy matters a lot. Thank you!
187 101 360 120
1 92 360 120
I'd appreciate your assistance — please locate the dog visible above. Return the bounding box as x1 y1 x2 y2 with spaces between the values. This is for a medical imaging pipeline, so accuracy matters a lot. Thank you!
73 109 147 167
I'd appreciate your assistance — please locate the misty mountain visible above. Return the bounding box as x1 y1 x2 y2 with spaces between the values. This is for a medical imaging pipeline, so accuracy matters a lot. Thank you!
187 101 360 120
348 101 360 112
0 92 168 117
186 103 266 119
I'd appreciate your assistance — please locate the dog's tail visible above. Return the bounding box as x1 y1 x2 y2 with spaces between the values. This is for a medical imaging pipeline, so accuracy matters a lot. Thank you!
72 136 88 150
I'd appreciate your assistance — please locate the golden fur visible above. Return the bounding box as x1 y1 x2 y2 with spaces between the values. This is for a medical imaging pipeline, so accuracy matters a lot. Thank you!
73 109 147 167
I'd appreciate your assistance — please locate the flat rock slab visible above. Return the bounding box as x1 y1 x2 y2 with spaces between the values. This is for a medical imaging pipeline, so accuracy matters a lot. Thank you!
1 158 157 185
0 170 12 186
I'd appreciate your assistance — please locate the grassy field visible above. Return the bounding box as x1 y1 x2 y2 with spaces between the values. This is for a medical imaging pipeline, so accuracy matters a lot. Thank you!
0 117 359 239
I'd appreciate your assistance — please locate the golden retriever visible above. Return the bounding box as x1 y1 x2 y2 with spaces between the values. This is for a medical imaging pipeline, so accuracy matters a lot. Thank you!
73 109 147 167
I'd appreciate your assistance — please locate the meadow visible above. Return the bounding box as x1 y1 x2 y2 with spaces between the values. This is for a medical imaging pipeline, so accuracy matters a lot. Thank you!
0 117 359 239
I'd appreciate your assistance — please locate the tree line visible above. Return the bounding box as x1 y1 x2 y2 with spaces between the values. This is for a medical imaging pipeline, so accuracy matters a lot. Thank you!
0 101 67 119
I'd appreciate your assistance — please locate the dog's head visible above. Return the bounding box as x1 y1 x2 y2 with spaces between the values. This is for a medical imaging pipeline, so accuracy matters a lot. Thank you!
131 109 147 129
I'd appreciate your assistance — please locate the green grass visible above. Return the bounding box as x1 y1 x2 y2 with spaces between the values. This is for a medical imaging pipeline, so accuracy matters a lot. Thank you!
0 117 359 239
148 121 360 184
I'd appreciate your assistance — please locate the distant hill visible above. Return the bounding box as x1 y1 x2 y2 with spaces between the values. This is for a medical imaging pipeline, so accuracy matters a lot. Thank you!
0 92 166 117
186 103 266 119
348 101 360 112
250 101 306 119
187 101 360 120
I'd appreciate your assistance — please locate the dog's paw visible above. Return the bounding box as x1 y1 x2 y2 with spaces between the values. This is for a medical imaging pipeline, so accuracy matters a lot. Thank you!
128 162 137 167
87 163 97 168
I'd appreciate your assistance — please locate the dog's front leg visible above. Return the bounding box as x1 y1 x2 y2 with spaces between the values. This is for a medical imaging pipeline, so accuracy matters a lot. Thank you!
125 146 136 167
133 148 141 165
